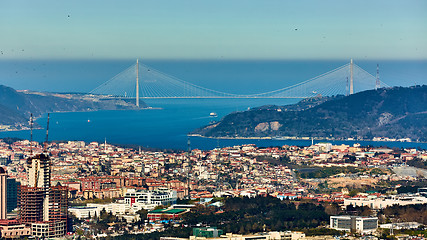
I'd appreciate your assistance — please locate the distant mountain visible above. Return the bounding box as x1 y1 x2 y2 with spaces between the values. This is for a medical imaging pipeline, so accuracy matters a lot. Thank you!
193 85 427 141
0 85 145 129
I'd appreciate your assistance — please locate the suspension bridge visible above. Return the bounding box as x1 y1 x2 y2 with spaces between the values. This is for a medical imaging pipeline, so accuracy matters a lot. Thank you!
89 59 388 107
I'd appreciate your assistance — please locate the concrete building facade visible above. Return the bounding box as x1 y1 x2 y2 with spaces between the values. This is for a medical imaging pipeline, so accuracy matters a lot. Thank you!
0 219 31 239
6 178 19 212
330 216 378 234
0 167 7 220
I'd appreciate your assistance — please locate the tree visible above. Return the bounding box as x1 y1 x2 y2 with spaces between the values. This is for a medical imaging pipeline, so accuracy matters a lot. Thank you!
324 203 341 215
346 205 372 216
274 220 282 230
348 189 358 197
154 205 165 210
136 209 148 222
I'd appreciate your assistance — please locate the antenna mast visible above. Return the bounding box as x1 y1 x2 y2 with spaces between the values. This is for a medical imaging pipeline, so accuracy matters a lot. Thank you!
349 59 354 94
30 113 33 155
136 59 140 107
186 136 191 199
376 64 380 90
44 113 50 152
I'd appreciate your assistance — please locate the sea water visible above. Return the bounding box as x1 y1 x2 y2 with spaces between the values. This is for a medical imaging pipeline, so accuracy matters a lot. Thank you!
0 60 426 150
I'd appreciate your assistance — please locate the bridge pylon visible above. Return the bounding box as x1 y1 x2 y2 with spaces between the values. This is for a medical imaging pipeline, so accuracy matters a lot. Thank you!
136 59 139 107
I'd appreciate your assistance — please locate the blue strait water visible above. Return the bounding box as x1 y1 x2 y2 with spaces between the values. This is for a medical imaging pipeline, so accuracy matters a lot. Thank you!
0 60 426 150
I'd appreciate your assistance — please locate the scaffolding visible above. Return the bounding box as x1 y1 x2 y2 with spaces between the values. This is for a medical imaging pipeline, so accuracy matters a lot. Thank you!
18 186 45 223
49 185 68 223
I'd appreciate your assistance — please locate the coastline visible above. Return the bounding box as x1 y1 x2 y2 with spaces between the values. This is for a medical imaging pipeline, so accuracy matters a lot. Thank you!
187 134 425 144
0 127 42 133
0 107 163 133
188 134 273 140
47 106 163 114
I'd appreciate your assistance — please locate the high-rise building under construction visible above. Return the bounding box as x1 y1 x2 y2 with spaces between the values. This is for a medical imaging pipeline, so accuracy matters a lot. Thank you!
18 153 68 238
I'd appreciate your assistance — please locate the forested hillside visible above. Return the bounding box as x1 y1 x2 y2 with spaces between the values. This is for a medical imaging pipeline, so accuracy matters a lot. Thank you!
193 86 427 141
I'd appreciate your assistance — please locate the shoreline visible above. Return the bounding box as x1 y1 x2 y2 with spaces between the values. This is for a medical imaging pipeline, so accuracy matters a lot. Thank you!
0 107 163 133
1 132 426 151
43 106 163 114
0 127 43 133
187 134 426 144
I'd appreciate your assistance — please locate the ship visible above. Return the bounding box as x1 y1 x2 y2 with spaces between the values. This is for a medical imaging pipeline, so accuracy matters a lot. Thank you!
210 112 218 117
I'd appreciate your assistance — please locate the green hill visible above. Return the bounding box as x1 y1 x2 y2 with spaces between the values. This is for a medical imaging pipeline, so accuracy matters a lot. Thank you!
193 85 427 141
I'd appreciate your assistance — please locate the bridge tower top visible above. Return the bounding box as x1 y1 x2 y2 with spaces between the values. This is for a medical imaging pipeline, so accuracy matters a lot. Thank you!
136 59 139 107
350 59 354 94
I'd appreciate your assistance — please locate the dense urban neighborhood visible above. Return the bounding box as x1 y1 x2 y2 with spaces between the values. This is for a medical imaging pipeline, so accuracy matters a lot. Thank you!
0 138 426 239
2 0 426 239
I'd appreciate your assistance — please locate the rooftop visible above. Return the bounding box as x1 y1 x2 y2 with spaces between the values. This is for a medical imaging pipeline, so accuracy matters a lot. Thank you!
149 208 187 214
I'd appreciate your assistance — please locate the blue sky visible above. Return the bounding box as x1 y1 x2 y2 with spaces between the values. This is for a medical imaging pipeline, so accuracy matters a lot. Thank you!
0 0 426 60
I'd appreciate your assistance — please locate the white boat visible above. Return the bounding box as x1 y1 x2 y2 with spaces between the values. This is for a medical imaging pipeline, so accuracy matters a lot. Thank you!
209 112 218 117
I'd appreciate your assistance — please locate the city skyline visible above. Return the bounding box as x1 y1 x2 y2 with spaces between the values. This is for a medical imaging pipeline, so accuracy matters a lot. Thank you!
0 0 426 60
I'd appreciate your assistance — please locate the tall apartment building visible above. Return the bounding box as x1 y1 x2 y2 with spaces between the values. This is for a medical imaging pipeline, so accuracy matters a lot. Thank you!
18 153 68 238
0 167 32 238
6 178 19 212
0 166 7 220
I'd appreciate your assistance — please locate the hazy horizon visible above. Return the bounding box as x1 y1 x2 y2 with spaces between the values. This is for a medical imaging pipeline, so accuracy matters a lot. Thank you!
1 0 426 60
0 59 426 94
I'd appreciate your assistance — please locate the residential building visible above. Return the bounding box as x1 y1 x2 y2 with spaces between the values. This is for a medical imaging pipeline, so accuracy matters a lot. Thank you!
0 167 6 219
6 178 19 212
0 219 31 239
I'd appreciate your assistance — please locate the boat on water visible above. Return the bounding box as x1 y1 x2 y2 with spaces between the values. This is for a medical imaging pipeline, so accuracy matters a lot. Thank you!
210 112 218 117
